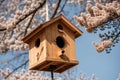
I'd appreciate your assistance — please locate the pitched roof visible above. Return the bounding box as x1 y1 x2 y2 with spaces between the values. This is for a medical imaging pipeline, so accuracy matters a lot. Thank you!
22 14 82 42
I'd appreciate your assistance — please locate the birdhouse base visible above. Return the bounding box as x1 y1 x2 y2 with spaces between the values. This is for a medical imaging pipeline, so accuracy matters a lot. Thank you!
29 58 78 73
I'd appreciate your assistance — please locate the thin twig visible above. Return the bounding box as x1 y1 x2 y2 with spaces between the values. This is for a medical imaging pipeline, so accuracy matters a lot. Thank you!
1 31 6 41
24 11 36 36
58 0 68 14
0 0 46 32
5 59 29 79
15 0 46 25
113 31 120 41
50 0 61 19
0 0 5 6
0 28 6 31
98 16 120 29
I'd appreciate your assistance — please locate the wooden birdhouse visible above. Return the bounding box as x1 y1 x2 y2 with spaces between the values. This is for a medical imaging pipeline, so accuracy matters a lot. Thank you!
22 14 82 73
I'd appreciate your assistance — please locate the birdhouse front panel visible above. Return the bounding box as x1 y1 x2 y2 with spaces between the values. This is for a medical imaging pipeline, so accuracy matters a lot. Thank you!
50 22 77 61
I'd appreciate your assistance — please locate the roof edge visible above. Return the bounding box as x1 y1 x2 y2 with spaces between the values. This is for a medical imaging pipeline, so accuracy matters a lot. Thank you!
22 14 83 42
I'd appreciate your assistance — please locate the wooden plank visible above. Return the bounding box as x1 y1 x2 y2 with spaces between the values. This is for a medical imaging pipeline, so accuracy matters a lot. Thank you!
39 61 55 70
45 25 52 58
54 63 67 72
57 63 77 73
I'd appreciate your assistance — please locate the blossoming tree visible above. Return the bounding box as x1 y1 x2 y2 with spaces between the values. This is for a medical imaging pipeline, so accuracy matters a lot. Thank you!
74 0 120 53
0 0 120 80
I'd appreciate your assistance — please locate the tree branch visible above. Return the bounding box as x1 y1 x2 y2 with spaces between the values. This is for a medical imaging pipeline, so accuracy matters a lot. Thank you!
58 0 68 14
98 17 120 30
113 31 120 41
0 31 6 41
50 0 61 19
0 28 6 31
15 0 46 25
0 0 46 32
5 59 29 79
24 11 36 36
0 0 5 6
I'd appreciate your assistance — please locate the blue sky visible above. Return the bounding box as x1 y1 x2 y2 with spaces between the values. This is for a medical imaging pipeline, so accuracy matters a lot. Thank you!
75 29 120 80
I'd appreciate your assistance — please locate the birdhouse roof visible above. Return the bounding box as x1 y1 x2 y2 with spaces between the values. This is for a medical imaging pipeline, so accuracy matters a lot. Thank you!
22 14 82 42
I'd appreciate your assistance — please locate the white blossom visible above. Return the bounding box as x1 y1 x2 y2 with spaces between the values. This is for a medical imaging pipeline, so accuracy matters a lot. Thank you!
74 1 120 33
93 39 113 53
101 39 113 48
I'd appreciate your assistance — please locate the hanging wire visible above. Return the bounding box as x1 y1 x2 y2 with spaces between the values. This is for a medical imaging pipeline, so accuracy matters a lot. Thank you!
46 0 49 21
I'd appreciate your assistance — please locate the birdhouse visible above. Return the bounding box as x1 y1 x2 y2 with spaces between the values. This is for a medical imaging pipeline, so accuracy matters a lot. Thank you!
22 14 82 73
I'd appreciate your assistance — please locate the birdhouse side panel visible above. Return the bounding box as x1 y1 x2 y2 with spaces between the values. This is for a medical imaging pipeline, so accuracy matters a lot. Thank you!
29 30 47 68
62 24 77 60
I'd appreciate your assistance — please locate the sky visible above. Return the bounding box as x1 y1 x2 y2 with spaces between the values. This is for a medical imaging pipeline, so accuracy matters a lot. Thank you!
75 28 120 80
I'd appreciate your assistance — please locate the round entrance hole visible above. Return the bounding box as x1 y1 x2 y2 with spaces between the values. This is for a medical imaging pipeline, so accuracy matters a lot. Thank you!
56 36 65 48
57 24 63 30
35 38 40 48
